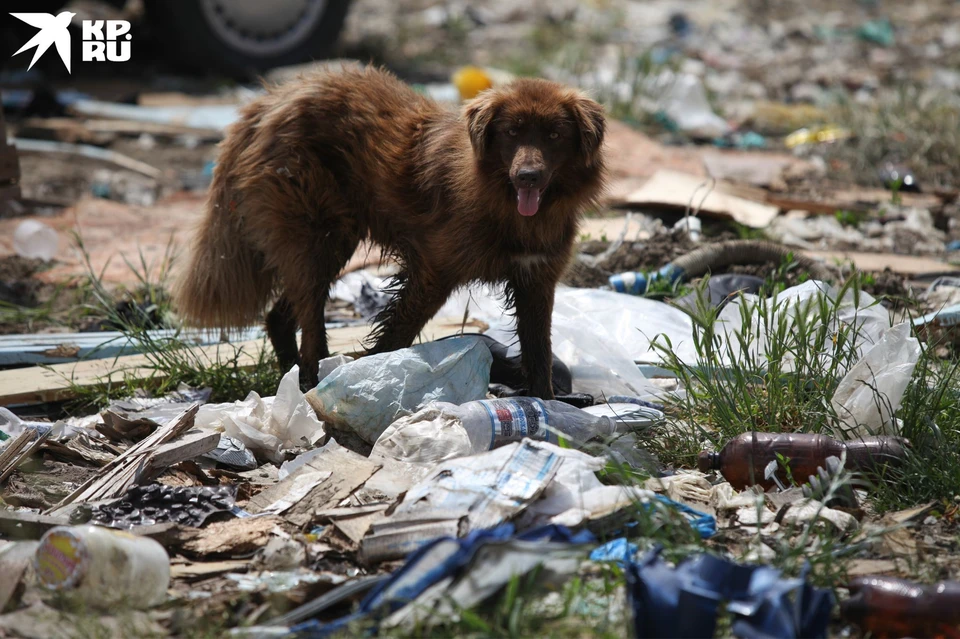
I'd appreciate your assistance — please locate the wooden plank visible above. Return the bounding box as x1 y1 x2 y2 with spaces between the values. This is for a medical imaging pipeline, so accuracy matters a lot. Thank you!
145 429 220 474
804 250 960 275
0 319 472 406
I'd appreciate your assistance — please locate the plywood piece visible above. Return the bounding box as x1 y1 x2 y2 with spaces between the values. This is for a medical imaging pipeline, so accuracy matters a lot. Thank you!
623 170 778 228
0 319 469 406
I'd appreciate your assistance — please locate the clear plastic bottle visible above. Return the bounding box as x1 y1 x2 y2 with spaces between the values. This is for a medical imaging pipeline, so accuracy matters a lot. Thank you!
34 525 170 609
372 398 620 463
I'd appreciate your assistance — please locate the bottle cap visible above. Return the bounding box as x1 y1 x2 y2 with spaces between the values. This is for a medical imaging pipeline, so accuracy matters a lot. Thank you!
697 451 718 472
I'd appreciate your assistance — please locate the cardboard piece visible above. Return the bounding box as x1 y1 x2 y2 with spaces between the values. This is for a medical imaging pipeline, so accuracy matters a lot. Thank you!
623 170 779 228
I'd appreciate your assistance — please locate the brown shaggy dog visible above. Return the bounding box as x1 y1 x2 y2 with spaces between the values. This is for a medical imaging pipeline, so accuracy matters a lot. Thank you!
174 66 605 399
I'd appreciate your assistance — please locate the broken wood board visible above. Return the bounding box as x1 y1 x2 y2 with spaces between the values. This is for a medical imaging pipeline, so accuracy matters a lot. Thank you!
21 117 222 141
13 138 161 179
0 319 469 406
47 405 199 513
603 120 706 183
0 510 68 540
145 429 221 474
621 170 779 228
0 427 52 485
179 516 282 557
247 441 381 529
170 560 250 580
701 150 811 188
804 250 960 275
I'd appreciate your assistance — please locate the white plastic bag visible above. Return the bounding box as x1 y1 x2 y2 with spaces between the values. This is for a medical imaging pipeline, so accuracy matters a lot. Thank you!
195 365 325 463
831 322 920 437
715 280 889 372
305 336 492 444
437 285 695 397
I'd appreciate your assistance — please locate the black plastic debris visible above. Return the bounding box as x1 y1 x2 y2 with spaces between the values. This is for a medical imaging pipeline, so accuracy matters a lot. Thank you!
88 484 237 529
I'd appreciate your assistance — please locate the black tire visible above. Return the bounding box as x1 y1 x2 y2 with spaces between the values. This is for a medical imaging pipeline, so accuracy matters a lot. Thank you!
144 0 351 78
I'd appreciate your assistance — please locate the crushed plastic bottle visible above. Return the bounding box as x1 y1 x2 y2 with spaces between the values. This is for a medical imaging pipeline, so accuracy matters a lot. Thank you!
698 432 908 490
372 398 622 463
842 576 960 638
34 525 170 609
12 220 59 261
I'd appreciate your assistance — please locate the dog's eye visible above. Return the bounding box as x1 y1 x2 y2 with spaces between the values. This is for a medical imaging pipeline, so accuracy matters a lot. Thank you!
549 132 560 140
508 129 518 137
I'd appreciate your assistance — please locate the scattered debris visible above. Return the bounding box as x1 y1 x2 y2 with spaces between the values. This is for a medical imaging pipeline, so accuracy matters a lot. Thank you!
48 405 204 513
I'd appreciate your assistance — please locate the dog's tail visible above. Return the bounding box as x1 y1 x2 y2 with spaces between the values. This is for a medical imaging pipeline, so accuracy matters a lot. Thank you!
173 176 274 330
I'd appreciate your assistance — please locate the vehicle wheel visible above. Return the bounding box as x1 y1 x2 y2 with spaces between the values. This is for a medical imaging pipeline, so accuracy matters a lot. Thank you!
144 0 351 77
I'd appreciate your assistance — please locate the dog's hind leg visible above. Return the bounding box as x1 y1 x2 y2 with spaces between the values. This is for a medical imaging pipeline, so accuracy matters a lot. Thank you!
276 227 360 389
266 295 299 374
368 265 454 354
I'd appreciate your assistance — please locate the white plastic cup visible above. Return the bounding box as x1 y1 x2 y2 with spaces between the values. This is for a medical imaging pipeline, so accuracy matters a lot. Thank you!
34 525 170 609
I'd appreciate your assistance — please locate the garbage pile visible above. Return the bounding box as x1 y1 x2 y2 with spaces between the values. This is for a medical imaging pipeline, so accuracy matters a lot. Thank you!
0 270 952 638
5 0 960 635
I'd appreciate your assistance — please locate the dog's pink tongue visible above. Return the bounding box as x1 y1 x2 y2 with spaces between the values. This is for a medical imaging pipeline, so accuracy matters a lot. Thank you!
517 188 539 216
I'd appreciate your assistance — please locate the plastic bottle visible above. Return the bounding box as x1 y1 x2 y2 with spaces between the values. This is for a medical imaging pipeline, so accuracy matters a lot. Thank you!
34 525 170 609
372 398 620 463
841 576 960 639
697 432 908 490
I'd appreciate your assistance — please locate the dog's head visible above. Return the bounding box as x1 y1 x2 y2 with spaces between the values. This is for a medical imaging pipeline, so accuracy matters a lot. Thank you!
464 79 605 217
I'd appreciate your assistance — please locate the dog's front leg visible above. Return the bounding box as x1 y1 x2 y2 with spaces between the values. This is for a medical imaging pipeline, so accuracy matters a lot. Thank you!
369 269 454 354
509 273 556 400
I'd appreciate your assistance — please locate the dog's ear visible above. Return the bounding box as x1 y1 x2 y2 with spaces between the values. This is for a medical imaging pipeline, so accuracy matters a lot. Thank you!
464 90 500 158
569 95 605 167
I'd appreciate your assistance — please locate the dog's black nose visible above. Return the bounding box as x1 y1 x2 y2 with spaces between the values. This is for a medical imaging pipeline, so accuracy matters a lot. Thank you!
516 168 543 189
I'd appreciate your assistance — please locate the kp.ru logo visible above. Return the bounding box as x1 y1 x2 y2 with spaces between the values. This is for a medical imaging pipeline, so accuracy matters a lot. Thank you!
10 12 131 73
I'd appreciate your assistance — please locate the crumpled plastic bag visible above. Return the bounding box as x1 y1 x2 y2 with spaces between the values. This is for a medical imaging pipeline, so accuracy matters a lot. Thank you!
780 498 859 533
831 321 920 436
305 336 492 444
195 365 325 463
716 280 889 373
371 404 474 464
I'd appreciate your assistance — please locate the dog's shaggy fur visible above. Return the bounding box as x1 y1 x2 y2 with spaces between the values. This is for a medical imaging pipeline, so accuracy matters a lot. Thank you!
174 66 605 398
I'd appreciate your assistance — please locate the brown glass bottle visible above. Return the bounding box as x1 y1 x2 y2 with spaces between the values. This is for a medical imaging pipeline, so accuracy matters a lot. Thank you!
697 432 908 490
841 576 960 639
